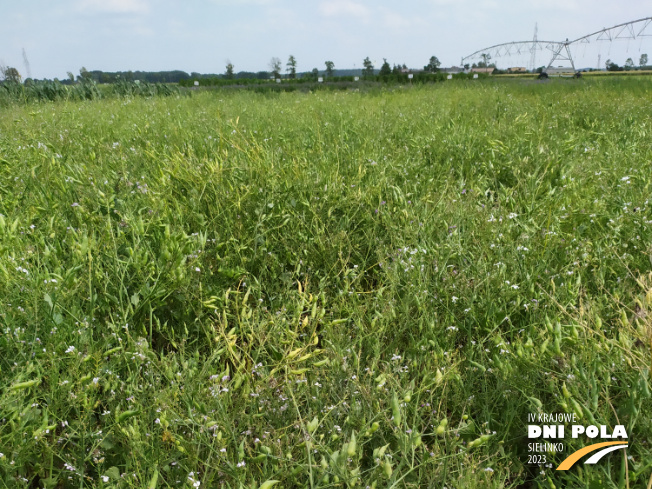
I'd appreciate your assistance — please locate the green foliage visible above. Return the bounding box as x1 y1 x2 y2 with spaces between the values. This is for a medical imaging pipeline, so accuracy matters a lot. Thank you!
424 55 441 73
286 55 297 79
325 60 335 78
379 59 391 77
269 57 281 79
2 66 22 83
640 53 648 67
363 57 374 77
0 79 651 487
225 62 235 80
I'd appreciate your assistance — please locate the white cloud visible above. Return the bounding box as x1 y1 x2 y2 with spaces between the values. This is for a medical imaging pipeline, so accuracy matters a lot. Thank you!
380 8 415 31
77 0 150 14
318 0 370 21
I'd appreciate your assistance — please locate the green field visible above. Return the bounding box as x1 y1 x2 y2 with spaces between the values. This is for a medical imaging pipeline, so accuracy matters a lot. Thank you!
1 78 651 488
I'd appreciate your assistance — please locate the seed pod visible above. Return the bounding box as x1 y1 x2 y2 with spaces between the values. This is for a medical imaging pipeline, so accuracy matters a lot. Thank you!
259 481 280 489
9 379 40 390
307 416 319 433
391 394 401 426
571 399 583 420
116 410 139 424
147 467 159 489
435 369 443 384
562 383 571 398
382 460 393 478
376 444 389 458
366 422 380 436
539 339 549 355
347 432 356 456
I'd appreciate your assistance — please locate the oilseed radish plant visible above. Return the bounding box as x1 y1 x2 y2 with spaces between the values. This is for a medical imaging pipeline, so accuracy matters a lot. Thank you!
0 78 651 487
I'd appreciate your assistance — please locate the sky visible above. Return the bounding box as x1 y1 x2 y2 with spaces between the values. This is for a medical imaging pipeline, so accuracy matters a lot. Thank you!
1 0 651 79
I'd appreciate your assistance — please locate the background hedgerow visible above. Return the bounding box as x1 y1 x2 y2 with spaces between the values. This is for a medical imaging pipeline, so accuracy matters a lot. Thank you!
0 78 651 488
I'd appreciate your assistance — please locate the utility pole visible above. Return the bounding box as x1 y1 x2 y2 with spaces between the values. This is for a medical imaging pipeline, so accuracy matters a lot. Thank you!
529 23 538 71
22 48 32 79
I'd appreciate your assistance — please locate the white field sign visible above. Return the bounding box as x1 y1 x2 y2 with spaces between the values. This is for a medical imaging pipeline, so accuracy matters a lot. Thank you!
473 74 479 79
447 74 453 80
318 77 323 83
194 81 199 86
408 74 413 79
354 76 359 81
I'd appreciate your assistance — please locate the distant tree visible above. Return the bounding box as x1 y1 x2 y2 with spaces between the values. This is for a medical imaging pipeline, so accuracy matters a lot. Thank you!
379 59 391 77
625 58 634 71
67 71 75 83
605 59 621 71
639 53 648 68
2 66 21 83
286 55 297 79
362 57 374 77
311 68 319 80
478 53 491 68
463 63 470 70
269 57 281 78
78 66 92 83
392 64 400 75
424 55 441 73
225 61 234 79
324 61 334 78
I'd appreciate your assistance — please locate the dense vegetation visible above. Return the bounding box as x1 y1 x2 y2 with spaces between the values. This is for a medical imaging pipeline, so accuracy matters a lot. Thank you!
0 79 179 106
0 78 651 488
177 72 474 88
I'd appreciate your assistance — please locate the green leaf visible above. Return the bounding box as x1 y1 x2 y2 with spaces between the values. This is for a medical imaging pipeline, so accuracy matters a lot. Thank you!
259 480 280 489
104 466 121 480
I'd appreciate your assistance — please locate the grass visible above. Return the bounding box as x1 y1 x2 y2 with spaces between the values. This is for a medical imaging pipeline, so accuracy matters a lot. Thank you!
0 77 651 488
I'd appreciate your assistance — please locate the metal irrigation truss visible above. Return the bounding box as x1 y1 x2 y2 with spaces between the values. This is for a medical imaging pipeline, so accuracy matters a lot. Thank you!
462 17 652 72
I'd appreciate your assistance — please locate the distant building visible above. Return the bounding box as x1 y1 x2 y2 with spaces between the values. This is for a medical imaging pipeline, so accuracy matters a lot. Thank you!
545 66 576 75
507 67 527 73
470 67 495 74
445 66 464 74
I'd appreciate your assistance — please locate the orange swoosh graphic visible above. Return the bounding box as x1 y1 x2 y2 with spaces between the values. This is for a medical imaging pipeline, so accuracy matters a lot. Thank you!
557 441 628 470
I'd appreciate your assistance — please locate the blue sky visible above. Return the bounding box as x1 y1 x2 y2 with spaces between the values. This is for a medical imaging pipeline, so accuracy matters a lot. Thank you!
1 0 651 79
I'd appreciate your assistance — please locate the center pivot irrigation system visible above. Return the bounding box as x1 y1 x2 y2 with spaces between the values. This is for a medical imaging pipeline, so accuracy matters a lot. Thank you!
462 17 652 76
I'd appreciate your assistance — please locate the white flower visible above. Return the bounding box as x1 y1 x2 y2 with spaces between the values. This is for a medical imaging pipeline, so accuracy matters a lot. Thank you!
65 345 75 354
236 461 246 467
508 213 518 219
102 475 109 482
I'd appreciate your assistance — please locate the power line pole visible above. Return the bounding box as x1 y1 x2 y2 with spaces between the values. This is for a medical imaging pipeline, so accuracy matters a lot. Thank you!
22 48 32 79
529 23 538 71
